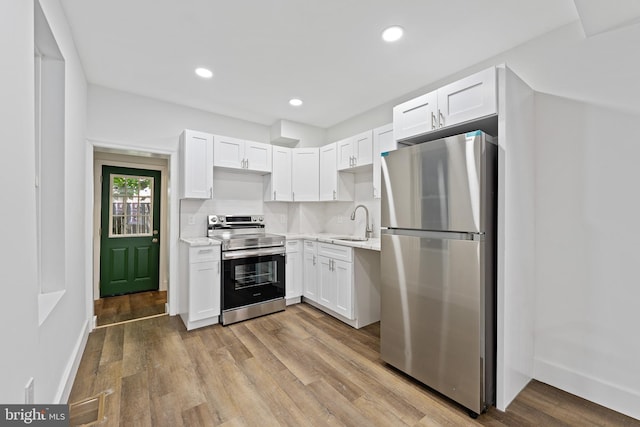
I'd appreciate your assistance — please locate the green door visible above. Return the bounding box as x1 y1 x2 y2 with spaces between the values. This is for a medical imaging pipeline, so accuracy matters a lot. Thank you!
100 166 161 297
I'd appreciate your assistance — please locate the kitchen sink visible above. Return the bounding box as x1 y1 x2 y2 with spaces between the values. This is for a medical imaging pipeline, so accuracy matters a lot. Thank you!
330 236 368 242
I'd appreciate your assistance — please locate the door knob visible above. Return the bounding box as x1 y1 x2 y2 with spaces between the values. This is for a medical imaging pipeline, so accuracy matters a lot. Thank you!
152 238 158 243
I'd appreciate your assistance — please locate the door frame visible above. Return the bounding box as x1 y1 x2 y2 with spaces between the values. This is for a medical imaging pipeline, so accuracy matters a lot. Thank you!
87 140 179 325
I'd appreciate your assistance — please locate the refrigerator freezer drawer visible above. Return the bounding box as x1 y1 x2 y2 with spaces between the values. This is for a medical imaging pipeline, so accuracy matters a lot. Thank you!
380 232 491 414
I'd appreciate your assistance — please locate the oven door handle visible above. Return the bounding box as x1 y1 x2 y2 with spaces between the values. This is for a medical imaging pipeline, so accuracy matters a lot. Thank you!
222 246 286 260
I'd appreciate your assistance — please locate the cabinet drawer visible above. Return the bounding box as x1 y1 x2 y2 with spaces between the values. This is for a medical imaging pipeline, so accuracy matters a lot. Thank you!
317 243 352 262
189 246 220 263
286 239 301 253
304 240 317 253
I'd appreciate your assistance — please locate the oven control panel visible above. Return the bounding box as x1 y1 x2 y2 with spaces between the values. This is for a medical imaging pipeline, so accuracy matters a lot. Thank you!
208 215 264 225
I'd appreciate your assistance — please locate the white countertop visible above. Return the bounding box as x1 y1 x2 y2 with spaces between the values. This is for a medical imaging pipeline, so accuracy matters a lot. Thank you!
282 233 380 251
180 234 380 251
180 237 221 247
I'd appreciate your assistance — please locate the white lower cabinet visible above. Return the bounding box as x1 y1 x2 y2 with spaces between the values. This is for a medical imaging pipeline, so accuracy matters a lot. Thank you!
316 243 354 320
305 242 380 329
180 243 221 330
303 240 318 302
285 240 302 304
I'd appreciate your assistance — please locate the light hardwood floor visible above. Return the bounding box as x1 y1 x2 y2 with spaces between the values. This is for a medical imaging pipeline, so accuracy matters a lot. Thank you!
69 303 639 426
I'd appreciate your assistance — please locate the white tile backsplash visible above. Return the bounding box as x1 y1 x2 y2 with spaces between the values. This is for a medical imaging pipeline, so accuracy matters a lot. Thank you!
179 168 381 238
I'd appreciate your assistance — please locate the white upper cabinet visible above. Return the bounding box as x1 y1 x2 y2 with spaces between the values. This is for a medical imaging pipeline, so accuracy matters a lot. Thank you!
393 91 438 142
179 129 213 199
372 123 395 199
266 145 292 201
337 130 373 171
291 148 319 201
214 135 272 173
437 67 497 129
319 143 354 202
244 141 272 172
394 66 497 142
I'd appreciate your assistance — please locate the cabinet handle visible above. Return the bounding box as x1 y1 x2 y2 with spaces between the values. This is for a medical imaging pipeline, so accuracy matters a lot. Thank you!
313 255 316 265
438 110 444 128
218 262 220 274
353 156 357 166
210 187 213 198
431 111 437 130
292 192 295 201
373 187 377 198
246 159 249 169
274 190 276 200
333 189 336 200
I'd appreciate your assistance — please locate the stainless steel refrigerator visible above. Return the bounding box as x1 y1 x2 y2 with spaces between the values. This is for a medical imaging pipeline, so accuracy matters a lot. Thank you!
380 130 497 416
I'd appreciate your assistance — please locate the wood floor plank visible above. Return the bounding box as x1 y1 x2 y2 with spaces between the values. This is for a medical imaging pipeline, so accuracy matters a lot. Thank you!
120 371 152 427
307 378 373 427
150 392 185 427
182 335 241 424
69 304 640 427
182 402 216 427
239 356 313 426
99 324 125 365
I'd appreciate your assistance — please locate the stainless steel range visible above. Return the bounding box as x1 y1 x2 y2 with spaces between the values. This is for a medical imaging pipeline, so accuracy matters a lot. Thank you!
207 214 286 325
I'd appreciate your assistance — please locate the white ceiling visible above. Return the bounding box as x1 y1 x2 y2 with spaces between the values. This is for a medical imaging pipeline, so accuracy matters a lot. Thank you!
59 0 581 128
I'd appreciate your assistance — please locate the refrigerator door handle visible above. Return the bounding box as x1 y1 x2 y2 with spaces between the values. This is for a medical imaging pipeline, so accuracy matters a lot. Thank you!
381 227 485 241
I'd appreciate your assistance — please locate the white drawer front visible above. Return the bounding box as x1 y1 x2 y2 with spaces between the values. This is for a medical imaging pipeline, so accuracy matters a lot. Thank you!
286 239 301 253
304 240 317 253
189 246 220 263
317 243 352 262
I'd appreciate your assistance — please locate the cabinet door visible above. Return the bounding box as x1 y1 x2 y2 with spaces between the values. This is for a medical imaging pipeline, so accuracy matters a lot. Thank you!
373 124 394 199
271 146 292 201
303 246 318 302
214 135 244 169
334 259 353 320
317 255 335 310
353 130 373 167
336 138 354 171
286 251 302 299
245 141 272 172
319 143 337 201
189 260 220 322
393 91 438 142
180 130 213 199
437 66 497 128
292 148 319 201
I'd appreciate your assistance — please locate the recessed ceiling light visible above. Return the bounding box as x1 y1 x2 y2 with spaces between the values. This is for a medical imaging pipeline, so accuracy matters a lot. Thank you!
195 67 213 79
289 98 303 107
382 26 404 42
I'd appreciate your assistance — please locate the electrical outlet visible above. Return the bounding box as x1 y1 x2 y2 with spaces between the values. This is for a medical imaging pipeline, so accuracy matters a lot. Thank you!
188 215 195 225
25 377 34 404
337 216 344 224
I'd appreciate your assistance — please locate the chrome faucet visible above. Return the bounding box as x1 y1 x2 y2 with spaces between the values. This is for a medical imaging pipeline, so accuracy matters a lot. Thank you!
351 204 372 239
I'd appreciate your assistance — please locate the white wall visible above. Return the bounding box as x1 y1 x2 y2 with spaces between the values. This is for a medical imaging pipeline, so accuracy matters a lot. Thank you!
88 85 270 147
325 20 640 420
0 0 89 404
534 94 640 418
0 0 39 404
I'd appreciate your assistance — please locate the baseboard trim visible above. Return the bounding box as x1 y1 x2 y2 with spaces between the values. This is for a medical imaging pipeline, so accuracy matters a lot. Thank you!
54 316 92 404
535 358 640 421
